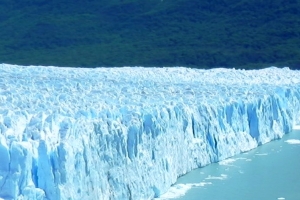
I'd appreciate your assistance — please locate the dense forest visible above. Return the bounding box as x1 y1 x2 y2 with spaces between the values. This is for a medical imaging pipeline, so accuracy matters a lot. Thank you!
0 0 299 69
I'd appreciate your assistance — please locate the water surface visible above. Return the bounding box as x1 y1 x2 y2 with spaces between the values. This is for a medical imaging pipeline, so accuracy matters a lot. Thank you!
158 130 300 200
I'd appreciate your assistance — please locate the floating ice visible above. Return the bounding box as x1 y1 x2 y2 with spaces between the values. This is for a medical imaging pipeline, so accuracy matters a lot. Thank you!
218 157 248 166
154 182 212 200
0 64 300 200
255 153 268 156
205 174 228 180
218 158 237 165
285 139 300 144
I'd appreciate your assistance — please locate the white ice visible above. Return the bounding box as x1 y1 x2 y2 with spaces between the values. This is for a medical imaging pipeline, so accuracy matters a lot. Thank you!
205 174 227 180
285 139 300 144
154 182 212 200
0 64 300 200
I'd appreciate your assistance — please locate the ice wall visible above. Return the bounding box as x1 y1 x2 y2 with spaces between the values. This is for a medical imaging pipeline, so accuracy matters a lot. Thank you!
0 64 300 200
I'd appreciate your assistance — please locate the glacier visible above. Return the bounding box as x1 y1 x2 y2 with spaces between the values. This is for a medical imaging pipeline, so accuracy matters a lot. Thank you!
0 64 300 200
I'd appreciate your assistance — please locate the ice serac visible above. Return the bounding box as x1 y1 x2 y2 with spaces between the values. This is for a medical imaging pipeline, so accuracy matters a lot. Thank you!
0 64 300 200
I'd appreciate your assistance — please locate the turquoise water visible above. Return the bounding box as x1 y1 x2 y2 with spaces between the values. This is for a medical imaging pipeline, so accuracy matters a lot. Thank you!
158 130 300 200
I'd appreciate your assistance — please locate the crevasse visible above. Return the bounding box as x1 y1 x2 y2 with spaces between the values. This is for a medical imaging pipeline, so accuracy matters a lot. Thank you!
0 64 300 200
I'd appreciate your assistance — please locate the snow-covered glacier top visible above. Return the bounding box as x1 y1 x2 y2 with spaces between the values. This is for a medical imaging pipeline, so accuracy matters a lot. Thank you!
1 65 299 116
0 64 300 200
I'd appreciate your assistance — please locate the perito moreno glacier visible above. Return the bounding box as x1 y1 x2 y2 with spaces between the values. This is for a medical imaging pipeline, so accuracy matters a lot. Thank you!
0 64 300 200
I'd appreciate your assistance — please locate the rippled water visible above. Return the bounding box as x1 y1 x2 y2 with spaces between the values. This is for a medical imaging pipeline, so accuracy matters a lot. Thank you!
158 130 300 200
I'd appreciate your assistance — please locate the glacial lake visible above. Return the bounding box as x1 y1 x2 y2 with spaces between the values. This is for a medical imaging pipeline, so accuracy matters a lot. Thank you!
157 130 300 200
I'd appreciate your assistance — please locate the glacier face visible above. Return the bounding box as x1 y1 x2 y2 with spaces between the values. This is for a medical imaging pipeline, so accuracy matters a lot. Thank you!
0 64 300 200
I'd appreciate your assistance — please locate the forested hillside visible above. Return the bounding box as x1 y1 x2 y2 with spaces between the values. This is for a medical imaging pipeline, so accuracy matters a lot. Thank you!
0 0 299 69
